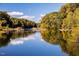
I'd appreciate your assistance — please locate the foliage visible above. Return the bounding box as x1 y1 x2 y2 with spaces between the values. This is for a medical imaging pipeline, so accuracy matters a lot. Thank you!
40 3 79 30
0 11 37 29
40 3 79 56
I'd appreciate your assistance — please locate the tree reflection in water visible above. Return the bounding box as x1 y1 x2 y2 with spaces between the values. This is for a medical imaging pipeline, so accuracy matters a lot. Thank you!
40 27 79 56
0 30 35 48
0 32 12 47
1 27 79 55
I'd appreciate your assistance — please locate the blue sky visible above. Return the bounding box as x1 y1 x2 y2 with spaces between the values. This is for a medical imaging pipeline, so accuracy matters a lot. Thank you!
0 3 64 22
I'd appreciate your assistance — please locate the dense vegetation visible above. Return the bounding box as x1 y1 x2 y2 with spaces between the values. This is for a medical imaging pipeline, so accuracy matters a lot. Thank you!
0 11 37 30
40 3 79 56
40 3 79 30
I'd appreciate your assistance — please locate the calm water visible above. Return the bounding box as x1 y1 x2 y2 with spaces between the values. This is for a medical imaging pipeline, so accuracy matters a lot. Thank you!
0 29 79 56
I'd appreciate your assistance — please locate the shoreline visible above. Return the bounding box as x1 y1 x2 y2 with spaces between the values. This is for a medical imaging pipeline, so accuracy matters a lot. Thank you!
0 27 38 34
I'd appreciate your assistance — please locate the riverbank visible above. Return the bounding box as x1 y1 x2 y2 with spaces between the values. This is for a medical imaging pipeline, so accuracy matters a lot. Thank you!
0 27 24 33
0 27 39 34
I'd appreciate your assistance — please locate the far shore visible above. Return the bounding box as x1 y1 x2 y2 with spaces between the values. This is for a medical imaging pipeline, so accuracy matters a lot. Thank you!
0 27 39 34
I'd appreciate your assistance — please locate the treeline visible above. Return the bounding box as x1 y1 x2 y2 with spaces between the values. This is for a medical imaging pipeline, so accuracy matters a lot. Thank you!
0 11 37 29
40 3 79 30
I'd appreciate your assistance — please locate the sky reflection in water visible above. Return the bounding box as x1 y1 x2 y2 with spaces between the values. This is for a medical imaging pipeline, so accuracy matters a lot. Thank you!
0 32 68 56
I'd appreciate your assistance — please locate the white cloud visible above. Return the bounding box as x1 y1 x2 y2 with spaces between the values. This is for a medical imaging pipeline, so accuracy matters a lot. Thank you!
40 14 46 18
10 40 23 45
7 11 24 16
18 15 35 20
10 34 35 45
38 14 46 22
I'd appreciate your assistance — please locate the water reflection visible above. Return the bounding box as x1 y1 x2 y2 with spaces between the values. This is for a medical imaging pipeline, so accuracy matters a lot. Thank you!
0 30 35 48
1 27 79 56
40 29 62 45
0 32 12 47
40 27 79 56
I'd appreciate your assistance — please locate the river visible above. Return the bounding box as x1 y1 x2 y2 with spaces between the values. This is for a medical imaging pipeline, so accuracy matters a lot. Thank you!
0 29 79 56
